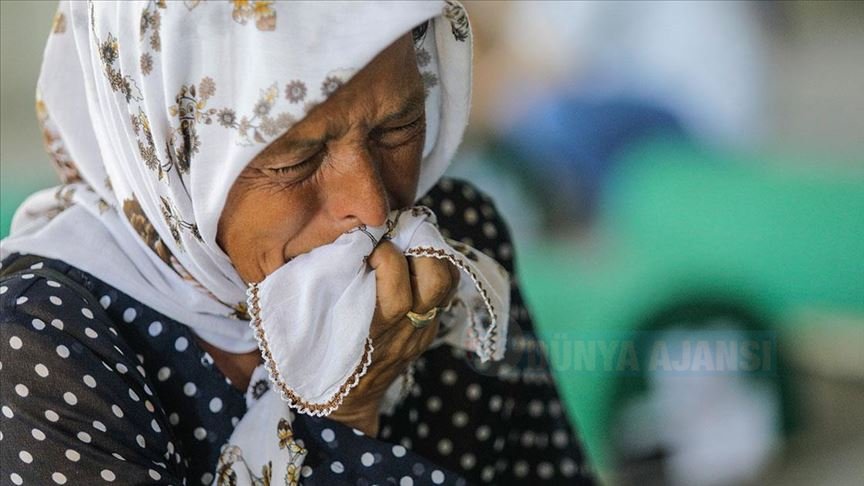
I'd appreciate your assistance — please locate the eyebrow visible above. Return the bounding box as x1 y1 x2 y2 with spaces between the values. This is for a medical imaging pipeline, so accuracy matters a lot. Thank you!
272 88 426 154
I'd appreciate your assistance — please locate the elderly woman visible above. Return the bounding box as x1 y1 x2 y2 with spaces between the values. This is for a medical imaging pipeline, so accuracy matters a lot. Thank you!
1 1 593 485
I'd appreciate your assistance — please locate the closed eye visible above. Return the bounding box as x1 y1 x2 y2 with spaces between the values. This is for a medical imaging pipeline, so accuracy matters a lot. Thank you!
268 149 323 175
375 114 426 148
387 116 423 132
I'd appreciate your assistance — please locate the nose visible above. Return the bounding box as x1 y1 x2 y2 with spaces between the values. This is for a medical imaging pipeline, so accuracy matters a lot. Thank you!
325 144 390 231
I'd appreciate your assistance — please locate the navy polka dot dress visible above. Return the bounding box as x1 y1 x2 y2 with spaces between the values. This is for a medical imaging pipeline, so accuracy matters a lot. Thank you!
0 179 594 485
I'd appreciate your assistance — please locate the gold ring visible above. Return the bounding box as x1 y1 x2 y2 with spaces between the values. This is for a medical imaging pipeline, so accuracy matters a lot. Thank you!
405 307 439 329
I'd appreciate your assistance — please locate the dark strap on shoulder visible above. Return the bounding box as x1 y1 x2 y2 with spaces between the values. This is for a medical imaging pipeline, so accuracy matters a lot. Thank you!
1 255 101 309
0 255 45 276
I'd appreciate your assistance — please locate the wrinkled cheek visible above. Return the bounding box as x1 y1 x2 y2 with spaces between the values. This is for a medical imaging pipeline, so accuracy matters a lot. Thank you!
261 189 318 244
383 143 424 208
271 188 343 259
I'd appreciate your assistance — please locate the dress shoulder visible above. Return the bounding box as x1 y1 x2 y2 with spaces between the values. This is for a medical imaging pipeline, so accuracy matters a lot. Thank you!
1 268 185 484
421 177 515 275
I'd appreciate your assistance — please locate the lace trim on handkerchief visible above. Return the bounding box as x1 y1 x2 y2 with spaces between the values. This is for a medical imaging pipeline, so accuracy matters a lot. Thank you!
404 245 502 361
246 283 375 417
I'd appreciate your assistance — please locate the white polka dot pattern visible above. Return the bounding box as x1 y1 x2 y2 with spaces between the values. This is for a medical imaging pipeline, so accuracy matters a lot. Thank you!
0 258 247 484
0 179 593 485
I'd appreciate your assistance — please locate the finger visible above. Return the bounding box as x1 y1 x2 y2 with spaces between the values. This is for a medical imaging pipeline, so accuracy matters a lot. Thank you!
398 314 441 359
442 261 460 308
367 241 413 329
406 256 453 313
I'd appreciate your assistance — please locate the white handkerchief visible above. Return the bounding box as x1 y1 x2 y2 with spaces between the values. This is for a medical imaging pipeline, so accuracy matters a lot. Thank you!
246 206 510 417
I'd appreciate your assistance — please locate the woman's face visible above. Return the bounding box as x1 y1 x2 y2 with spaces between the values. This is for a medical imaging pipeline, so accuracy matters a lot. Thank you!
217 34 426 283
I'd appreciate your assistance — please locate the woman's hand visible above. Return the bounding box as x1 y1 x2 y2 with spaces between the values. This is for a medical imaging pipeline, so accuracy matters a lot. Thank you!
327 241 459 436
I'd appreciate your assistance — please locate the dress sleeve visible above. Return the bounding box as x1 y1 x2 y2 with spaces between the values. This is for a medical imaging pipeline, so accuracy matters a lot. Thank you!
385 178 597 484
1 271 185 485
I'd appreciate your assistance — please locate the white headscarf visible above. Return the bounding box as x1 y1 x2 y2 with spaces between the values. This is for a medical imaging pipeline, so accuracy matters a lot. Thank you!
2 0 508 420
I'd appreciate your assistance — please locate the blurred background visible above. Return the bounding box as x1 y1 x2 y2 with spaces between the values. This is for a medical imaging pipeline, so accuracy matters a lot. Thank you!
2 1 863 485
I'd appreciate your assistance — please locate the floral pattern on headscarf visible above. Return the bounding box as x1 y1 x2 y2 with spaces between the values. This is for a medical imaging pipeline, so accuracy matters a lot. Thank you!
138 1 165 76
215 417 307 486
284 80 307 104
123 194 249 319
231 0 277 31
220 83 297 146
35 91 80 185
51 10 66 34
91 3 144 104
138 1 277 77
444 0 470 42
166 77 216 175
123 196 173 266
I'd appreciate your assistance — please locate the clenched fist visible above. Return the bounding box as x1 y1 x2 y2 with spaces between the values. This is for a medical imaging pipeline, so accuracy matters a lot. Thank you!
327 241 459 436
